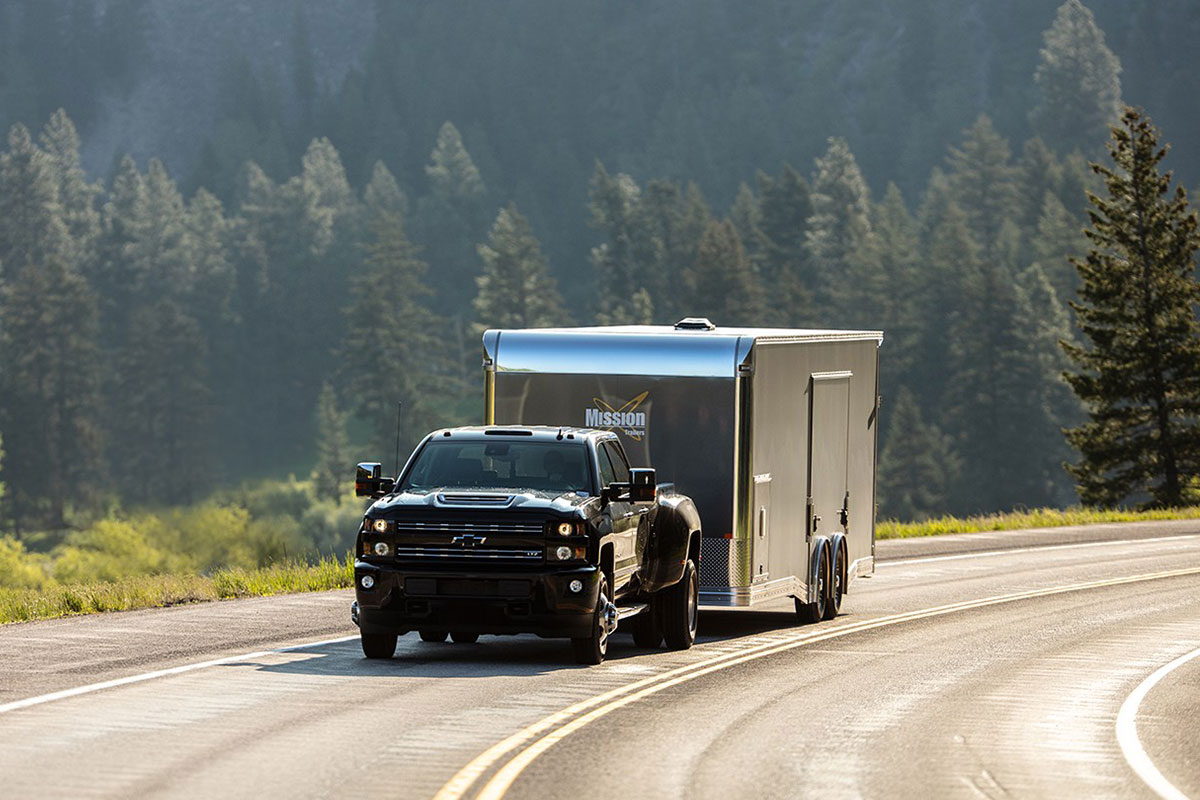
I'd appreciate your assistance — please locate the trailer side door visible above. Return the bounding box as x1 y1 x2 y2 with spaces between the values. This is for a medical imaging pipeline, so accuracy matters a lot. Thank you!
807 372 851 570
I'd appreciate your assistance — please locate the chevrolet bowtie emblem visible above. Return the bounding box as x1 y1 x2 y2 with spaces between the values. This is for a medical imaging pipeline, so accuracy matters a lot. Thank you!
451 534 487 548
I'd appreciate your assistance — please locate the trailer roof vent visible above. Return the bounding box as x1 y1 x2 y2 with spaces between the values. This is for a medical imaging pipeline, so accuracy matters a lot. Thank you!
674 317 716 331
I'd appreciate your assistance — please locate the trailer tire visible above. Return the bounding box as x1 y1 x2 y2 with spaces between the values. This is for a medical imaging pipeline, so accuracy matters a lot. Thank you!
823 540 845 620
572 573 613 665
419 629 449 643
662 560 699 650
795 543 830 624
631 604 663 649
361 631 397 659
450 631 479 644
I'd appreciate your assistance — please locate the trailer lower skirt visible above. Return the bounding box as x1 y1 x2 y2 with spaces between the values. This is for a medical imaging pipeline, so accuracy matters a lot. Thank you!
699 575 801 607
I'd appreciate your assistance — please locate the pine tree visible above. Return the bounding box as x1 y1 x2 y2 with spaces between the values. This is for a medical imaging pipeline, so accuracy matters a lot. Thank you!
877 388 958 521
1062 108 1200 507
363 161 408 223
313 382 349 505
112 300 212 504
588 163 653 325
341 212 450 456
756 164 815 325
1030 191 1087 303
0 124 71 282
1010 264 1081 506
0 257 104 529
474 203 566 332
806 138 871 312
945 115 1019 259
38 110 100 273
690 219 767 326
1031 0 1123 155
414 122 489 314
629 178 711 321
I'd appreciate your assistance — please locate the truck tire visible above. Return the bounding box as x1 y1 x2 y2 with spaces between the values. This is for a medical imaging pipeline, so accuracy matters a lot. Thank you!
361 631 397 659
420 629 449 643
450 631 479 644
823 542 844 621
662 560 698 650
795 543 830 624
631 606 663 649
572 573 612 665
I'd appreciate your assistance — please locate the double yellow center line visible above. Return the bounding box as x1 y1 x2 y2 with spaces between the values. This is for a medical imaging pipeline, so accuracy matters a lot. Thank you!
434 565 1200 800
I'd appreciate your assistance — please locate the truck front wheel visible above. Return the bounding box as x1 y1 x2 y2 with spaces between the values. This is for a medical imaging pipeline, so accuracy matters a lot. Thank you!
361 631 397 659
662 559 698 650
572 573 613 665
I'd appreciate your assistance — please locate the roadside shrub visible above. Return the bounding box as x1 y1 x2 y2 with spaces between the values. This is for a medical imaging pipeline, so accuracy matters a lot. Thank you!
51 519 183 583
0 536 49 588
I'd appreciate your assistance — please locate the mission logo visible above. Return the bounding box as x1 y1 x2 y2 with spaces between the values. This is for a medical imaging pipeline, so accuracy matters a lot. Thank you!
584 391 649 441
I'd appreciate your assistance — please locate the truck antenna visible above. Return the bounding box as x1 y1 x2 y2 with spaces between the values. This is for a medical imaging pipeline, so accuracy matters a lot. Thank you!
393 401 403 476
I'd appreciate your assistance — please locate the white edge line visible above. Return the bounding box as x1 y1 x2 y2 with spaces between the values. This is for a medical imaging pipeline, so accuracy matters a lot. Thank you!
879 535 1200 567
1116 645 1200 800
0 634 360 715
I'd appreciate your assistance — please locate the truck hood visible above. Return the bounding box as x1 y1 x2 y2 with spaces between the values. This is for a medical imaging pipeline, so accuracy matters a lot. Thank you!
371 488 598 516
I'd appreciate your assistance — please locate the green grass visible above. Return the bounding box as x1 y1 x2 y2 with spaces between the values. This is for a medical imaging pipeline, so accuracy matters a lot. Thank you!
0 553 354 625
877 506 1200 539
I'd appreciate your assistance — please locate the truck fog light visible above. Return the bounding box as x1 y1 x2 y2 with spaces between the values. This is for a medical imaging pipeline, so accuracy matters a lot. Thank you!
569 579 584 593
360 574 376 589
555 546 572 561
557 522 573 536
372 518 388 534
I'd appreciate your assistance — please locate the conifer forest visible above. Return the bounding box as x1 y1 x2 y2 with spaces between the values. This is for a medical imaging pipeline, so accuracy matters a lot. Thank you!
2 0 1200 579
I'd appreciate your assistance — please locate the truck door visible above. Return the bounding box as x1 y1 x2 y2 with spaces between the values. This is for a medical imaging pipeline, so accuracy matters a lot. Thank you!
598 441 640 596
807 372 851 578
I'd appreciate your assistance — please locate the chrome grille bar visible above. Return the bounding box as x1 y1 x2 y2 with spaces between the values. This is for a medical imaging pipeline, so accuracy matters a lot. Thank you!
394 547 543 561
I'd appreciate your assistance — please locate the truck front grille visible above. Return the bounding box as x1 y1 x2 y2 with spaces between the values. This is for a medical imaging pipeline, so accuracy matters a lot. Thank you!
394 546 543 562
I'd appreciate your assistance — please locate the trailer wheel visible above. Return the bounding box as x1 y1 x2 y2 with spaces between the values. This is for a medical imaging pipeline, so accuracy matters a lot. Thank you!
361 631 397 659
572 573 613 665
795 544 830 624
631 604 663 649
662 560 699 650
823 542 844 620
419 629 449 643
450 631 479 644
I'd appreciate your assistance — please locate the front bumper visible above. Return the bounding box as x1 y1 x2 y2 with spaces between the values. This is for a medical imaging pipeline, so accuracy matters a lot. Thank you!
353 560 600 639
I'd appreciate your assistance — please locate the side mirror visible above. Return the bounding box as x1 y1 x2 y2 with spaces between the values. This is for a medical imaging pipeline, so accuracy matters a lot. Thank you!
601 482 629 503
629 468 657 503
355 462 395 498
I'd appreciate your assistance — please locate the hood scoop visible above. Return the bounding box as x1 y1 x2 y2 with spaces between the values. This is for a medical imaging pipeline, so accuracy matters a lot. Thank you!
436 492 515 507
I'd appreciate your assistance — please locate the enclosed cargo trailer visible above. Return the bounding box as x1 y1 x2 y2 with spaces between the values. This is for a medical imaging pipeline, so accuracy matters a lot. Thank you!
482 319 883 615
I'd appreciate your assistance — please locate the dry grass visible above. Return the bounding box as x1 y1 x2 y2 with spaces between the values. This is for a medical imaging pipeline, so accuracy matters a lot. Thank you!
0 553 354 625
876 506 1200 539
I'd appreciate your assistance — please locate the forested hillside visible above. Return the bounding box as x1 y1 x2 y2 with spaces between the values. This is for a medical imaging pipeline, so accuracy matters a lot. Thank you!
1 0 1199 553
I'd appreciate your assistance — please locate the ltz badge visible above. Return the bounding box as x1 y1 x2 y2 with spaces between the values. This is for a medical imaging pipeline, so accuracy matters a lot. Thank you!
584 391 649 440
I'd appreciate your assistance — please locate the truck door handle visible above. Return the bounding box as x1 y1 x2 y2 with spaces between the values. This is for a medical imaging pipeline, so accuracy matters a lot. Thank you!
622 511 635 519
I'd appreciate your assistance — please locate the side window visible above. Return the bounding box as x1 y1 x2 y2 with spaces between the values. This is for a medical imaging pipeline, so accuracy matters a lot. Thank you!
597 444 619 488
603 441 631 484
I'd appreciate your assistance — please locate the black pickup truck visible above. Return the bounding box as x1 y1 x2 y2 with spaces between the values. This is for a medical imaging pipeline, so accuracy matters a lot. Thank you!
351 426 703 664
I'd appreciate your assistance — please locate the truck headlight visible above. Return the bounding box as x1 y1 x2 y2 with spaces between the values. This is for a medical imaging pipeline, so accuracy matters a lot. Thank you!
555 546 572 561
372 518 388 534
557 522 573 536
374 541 390 556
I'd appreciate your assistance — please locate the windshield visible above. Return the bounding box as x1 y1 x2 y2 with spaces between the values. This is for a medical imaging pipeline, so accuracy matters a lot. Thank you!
400 440 593 494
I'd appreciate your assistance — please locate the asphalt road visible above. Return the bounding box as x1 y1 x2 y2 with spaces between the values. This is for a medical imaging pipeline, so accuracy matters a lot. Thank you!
1 523 1198 799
